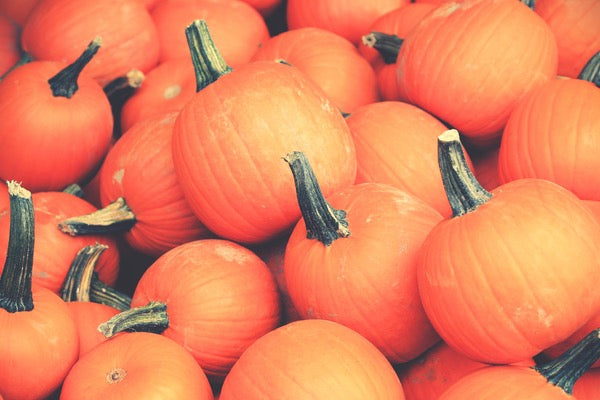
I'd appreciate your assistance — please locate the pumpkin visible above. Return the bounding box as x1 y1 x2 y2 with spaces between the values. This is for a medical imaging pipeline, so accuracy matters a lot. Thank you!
172 20 356 244
0 38 113 192
533 0 600 78
219 319 405 399
0 182 79 400
58 111 212 257
21 0 159 86
151 0 270 67
0 15 20 77
573 368 600 400
284 151 443 363
251 27 379 114
543 312 600 369
396 0 558 147
241 0 282 17
0 0 40 26
59 332 214 400
468 144 501 191
417 129 600 364
99 239 281 379
498 76 600 201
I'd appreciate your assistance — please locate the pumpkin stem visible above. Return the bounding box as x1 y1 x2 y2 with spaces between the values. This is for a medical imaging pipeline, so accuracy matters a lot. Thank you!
534 328 600 394
63 183 85 198
579 50 600 88
89 277 131 311
103 68 145 98
284 151 350 246
57 197 137 236
0 181 35 313
438 129 492 217
48 36 102 98
61 243 108 303
98 301 169 338
520 0 535 10
185 19 233 92
361 32 403 64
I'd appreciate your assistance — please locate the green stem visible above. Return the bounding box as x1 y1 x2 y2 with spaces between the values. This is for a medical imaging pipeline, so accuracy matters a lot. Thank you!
103 68 145 98
185 19 233 92
61 243 108 302
98 301 169 338
90 278 131 312
48 36 102 98
283 151 350 246
0 181 35 313
57 197 137 236
63 183 84 198
437 129 492 217
361 32 403 64
534 328 600 394
521 0 535 10
579 51 600 88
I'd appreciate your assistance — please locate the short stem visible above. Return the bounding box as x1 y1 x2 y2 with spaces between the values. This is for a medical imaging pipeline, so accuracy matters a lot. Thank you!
98 301 169 338
0 181 35 313
61 243 108 303
438 129 492 217
361 32 403 64
103 68 145 98
521 0 535 10
185 19 233 92
57 197 137 236
90 278 131 312
579 51 600 88
63 183 84 198
283 151 350 246
48 36 102 98
534 328 600 395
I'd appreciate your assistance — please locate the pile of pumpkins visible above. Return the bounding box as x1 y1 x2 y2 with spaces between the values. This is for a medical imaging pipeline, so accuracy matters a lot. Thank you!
0 0 599 398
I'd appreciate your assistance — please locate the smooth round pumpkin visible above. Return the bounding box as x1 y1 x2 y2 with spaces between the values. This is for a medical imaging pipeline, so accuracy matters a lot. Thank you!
219 319 405 399
59 332 214 400
396 0 558 146
498 77 600 201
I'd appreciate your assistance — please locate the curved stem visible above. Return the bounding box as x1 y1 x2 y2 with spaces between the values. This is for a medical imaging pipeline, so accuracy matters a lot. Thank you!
103 68 145 98
0 181 34 313
98 301 169 338
61 243 108 302
185 19 232 92
90 278 131 312
57 197 137 236
534 328 600 394
48 36 102 98
283 151 350 246
361 32 403 64
579 50 600 88
438 129 492 217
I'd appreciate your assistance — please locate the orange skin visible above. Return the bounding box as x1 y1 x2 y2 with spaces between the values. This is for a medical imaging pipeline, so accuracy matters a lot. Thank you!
67 301 120 358
0 15 20 77
0 0 40 26
573 368 600 400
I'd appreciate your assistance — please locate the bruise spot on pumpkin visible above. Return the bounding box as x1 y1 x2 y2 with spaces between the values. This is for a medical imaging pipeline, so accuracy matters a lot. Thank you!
106 367 127 384
113 168 125 185
163 84 181 99
214 242 251 264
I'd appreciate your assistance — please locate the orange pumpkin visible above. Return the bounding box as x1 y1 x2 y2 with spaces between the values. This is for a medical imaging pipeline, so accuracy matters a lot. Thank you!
418 129 600 364
284 151 443 363
172 20 356 244
573 368 600 400
0 15 20 77
0 0 40 26
396 0 558 147
219 319 406 399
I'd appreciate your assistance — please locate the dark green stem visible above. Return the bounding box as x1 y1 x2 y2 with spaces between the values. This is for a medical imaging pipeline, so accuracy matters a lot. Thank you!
361 32 403 64
61 243 108 302
48 36 102 98
579 51 600 88
438 130 492 217
283 151 350 246
103 68 145 98
0 181 35 313
57 197 137 236
185 19 233 92
521 0 535 10
98 301 169 338
63 183 84 198
90 277 131 311
534 328 600 394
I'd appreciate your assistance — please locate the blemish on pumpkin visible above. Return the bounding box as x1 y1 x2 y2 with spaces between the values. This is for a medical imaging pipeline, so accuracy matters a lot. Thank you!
106 367 127 384
537 308 554 328
214 242 251 264
113 168 125 185
163 84 181 99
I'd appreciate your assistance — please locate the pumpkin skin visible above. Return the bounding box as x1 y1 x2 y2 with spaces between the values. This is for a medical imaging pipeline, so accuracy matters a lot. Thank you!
0 15 20 77
0 0 40 26
59 332 214 400
172 60 357 244
573 368 600 400
21 0 159 86
251 27 379 114
219 319 406 399
0 60 113 192
151 0 270 67
130 239 281 378
498 78 600 201
67 301 120 358
396 0 558 146
534 0 600 78
543 313 600 369
285 182 443 363
418 178 600 364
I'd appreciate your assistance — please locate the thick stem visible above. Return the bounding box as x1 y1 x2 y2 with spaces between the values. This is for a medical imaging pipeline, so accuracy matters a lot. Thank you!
48 36 102 98
579 51 600 88
0 181 35 313
57 197 137 236
283 151 350 246
534 328 600 394
98 301 169 338
61 243 108 303
438 129 492 217
185 19 232 92
90 278 131 312
361 32 403 64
